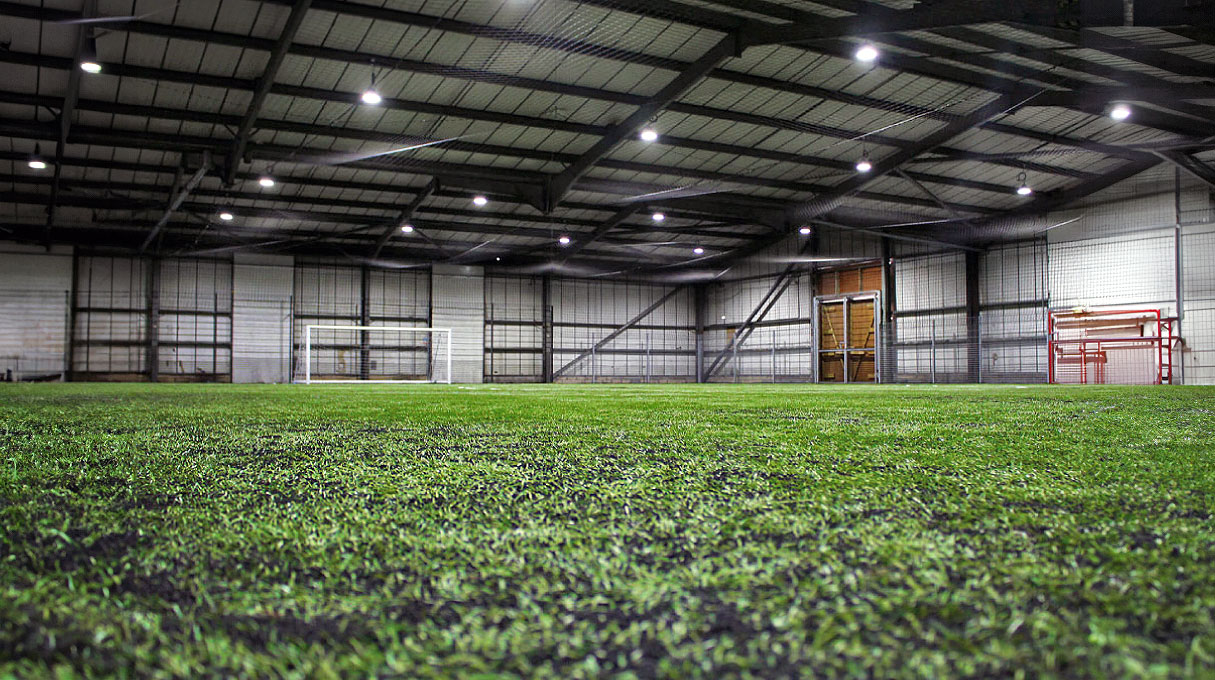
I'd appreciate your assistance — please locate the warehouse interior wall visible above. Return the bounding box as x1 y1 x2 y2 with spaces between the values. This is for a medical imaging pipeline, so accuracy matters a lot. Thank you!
1 167 1213 385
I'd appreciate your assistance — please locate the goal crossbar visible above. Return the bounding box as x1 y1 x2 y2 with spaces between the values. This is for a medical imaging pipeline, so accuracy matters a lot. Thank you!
302 325 452 384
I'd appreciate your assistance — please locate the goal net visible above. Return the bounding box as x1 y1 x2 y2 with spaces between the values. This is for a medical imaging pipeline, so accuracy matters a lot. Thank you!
301 325 451 384
1048 309 1174 385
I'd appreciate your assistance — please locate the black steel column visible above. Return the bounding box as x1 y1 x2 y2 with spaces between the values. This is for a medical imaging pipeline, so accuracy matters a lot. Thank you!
360 265 371 380
694 284 706 383
881 238 897 383
65 249 79 381
541 274 553 383
965 250 981 383
146 257 160 382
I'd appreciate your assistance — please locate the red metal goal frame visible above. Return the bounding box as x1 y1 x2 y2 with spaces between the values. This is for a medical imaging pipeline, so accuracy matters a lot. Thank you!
1048 308 1174 385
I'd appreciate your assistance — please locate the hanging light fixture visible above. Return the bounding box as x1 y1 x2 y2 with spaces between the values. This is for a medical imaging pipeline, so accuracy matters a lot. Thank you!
855 149 873 174
799 226 812 235
400 224 414 233
558 235 571 246
258 175 276 188
473 195 488 207
361 72 382 105
855 44 879 63
693 247 705 255
640 127 659 143
1016 171 1033 196
79 35 102 74
27 144 47 170
219 211 235 221
652 212 665 222
1109 104 1132 121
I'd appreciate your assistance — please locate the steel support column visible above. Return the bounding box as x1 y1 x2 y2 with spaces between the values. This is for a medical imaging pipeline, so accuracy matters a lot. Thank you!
965 250 981 383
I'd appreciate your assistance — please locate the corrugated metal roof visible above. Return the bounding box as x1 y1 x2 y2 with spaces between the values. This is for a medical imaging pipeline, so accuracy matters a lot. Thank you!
1 0 1207 264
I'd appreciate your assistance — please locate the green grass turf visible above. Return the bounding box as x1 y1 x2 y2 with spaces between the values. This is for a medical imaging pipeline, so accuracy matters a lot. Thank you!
2 384 1215 678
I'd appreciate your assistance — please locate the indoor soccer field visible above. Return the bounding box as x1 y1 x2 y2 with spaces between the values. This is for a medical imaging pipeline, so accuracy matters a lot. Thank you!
5 0 1215 677
3 383 1214 678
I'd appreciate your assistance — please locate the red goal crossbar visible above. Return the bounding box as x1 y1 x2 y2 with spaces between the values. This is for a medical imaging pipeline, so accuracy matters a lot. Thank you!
1048 309 1174 385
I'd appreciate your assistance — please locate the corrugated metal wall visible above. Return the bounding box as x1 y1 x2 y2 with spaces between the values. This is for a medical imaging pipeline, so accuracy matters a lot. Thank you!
432 265 484 383
0 245 71 381
233 255 294 384
2 160 1213 387
1183 224 1215 384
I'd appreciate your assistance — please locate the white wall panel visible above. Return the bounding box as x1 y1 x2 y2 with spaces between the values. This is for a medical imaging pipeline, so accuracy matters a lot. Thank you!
233 255 293 383
432 264 484 383
0 244 72 380
1048 230 1175 312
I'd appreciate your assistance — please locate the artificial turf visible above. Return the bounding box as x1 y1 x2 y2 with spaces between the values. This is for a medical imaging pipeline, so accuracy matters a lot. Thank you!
1 383 1214 679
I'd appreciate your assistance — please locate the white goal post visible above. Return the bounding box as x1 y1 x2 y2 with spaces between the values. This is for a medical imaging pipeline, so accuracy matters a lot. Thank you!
301 325 452 384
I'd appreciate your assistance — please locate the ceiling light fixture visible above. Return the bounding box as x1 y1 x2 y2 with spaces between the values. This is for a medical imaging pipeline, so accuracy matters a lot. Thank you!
27 144 47 170
1016 171 1033 196
361 72 382 105
640 127 659 143
400 224 414 233
558 235 571 246
855 44 879 63
219 211 234 221
258 175 275 188
855 150 873 174
652 212 665 222
473 195 488 207
80 36 102 74
693 247 704 255
799 226 812 235
1109 104 1132 121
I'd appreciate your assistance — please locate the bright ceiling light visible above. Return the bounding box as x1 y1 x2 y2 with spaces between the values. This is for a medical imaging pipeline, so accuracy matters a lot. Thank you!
855 150 873 174
219 211 234 221
400 224 414 233
80 36 101 73
1110 104 1132 121
693 247 704 255
639 127 659 143
258 176 275 188
652 212 665 222
27 144 47 170
799 226 812 235
1016 171 1033 196
558 235 571 245
473 195 488 207
855 44 879 63
361 72 382 105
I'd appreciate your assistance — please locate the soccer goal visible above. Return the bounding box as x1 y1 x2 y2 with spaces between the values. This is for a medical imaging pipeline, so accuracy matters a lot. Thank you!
1048 309 1174 385
301 325 452 384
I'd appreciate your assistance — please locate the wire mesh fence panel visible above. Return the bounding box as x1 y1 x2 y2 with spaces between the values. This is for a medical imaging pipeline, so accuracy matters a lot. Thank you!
302 326 450 383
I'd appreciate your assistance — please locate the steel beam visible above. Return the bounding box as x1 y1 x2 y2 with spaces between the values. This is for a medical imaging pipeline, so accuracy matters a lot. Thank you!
1154 151 1215 192
45 0 93 246
547 34 739 210
704 240 814 378
552 286 687 378
224 0 312 185
139 155 211 253
372 178 438 257
785 92 1029 228
737 0 1055 48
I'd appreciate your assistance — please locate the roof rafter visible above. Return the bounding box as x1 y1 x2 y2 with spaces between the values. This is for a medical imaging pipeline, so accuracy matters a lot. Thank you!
547 34 741 211
224 0 312 185
0 1 1143 171
371 178 438 258
785 92 1031 227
